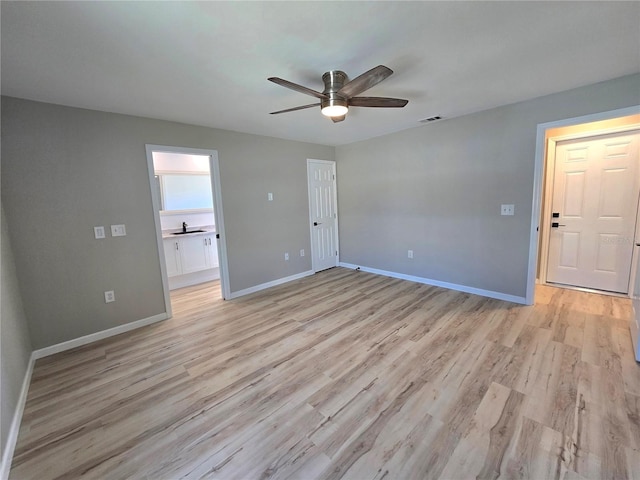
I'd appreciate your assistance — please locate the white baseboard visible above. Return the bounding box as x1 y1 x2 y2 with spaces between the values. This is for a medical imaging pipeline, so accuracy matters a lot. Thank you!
32 312 168 360
227 270 314 299
339 262 527 305
1 353 35 480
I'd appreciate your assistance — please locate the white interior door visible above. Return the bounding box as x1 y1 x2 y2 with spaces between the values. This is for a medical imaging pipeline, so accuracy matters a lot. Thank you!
308 159 338 272
547 131 640 293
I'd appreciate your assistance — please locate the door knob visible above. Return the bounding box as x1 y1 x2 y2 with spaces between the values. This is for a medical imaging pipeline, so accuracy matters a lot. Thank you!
313 222 322 226
551 222 566 228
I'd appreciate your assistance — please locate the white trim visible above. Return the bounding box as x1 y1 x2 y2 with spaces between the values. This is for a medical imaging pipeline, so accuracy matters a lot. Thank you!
0 355 35 480
32 313 168 359
307 159 340 272
630 197 640 299
527 106 640 305
208 155 232 301
226 271 314 300
632 300 640 362
537 136 557 287
339 263 526 305
146 145 173 318
146 145 231 301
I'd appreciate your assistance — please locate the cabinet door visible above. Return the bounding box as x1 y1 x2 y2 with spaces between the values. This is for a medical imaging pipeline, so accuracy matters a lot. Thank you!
179 235 209 274
163 239 181 277
205 235 219 268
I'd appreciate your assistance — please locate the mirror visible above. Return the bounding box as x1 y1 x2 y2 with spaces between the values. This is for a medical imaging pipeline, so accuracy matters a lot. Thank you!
156 174 214 212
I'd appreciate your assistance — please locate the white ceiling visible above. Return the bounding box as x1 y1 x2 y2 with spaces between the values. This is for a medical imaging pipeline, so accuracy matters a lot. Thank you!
2 1 639 146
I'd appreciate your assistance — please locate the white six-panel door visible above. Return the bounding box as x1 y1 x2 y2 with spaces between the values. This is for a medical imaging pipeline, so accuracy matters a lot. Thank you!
547 131 639 293
307 160 338 272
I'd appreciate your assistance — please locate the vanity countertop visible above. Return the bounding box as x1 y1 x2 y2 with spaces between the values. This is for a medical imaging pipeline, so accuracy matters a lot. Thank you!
162 225 216 239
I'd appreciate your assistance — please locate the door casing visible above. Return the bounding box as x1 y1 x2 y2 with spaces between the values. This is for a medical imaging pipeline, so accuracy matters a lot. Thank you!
528 106 640 304
146 144 231 316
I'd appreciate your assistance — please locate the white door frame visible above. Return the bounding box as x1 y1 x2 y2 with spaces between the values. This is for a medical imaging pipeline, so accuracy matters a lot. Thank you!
527 105 640 305
307 159 339 272
539 127 640 293
146 144 231 315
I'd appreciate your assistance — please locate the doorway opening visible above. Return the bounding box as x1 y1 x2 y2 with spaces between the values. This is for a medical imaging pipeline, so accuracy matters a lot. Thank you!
528 107 640 304
146 145 230 317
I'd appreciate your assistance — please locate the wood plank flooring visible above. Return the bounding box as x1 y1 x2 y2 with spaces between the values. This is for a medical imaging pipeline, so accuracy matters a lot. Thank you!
9 267 640 479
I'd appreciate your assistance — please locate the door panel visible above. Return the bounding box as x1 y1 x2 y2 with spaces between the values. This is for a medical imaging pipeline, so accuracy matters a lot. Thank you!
163 239 181 277
308 160 338 272
547 131 639 293
595 236 618 272
179 235 209 274
559 232 580 268
563 171 585 216
599 168 626 216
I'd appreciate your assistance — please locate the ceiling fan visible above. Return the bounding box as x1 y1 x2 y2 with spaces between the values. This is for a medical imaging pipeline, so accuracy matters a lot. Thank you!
268 65 408 123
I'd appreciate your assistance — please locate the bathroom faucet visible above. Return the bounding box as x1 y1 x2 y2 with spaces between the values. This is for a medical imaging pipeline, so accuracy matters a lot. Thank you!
182 222 188 233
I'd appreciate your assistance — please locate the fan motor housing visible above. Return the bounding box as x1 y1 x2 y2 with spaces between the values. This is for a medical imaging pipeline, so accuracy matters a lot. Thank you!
321 71 349 111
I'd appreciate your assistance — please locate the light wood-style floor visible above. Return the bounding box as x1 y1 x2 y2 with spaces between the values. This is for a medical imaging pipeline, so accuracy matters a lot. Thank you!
10 268 640 479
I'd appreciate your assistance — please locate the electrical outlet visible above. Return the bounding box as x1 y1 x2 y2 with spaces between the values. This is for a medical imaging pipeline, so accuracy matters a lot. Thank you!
94 226 105 239
284 252 289 261
300 249 305 257
104 290 115 303
501 204 515 216
408 250 414 259
268 192 273 201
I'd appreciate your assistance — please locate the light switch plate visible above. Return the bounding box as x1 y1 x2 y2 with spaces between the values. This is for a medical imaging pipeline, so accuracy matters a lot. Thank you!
268 192 273 201
94 226 105 239
111 224 126 236
501 204 515 216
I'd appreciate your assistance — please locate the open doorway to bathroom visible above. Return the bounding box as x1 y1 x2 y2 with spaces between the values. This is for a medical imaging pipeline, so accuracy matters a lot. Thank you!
146 145 230 317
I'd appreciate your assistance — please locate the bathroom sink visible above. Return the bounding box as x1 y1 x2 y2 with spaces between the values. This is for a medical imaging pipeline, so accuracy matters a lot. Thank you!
172 229 206 235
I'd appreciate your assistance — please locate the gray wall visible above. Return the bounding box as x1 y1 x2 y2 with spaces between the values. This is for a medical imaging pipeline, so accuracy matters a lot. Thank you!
1 97 333 349
1 204 32 459
336 74 640 299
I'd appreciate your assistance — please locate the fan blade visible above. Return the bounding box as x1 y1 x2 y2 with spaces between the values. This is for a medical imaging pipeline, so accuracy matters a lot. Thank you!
268 77 328 100
331 115 346 123
349 97 408 108
337 65 393 98
270 103 320 115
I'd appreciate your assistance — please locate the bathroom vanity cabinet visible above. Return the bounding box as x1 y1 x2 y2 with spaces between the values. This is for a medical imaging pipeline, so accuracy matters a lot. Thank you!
163 231 219 289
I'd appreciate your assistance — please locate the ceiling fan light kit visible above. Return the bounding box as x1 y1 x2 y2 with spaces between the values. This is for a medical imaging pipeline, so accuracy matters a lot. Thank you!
268 65 408 123
320 70 349 117
321 102 348 117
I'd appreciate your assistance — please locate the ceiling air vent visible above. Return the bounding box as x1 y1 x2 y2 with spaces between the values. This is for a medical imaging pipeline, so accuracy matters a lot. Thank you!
419 116 442 123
